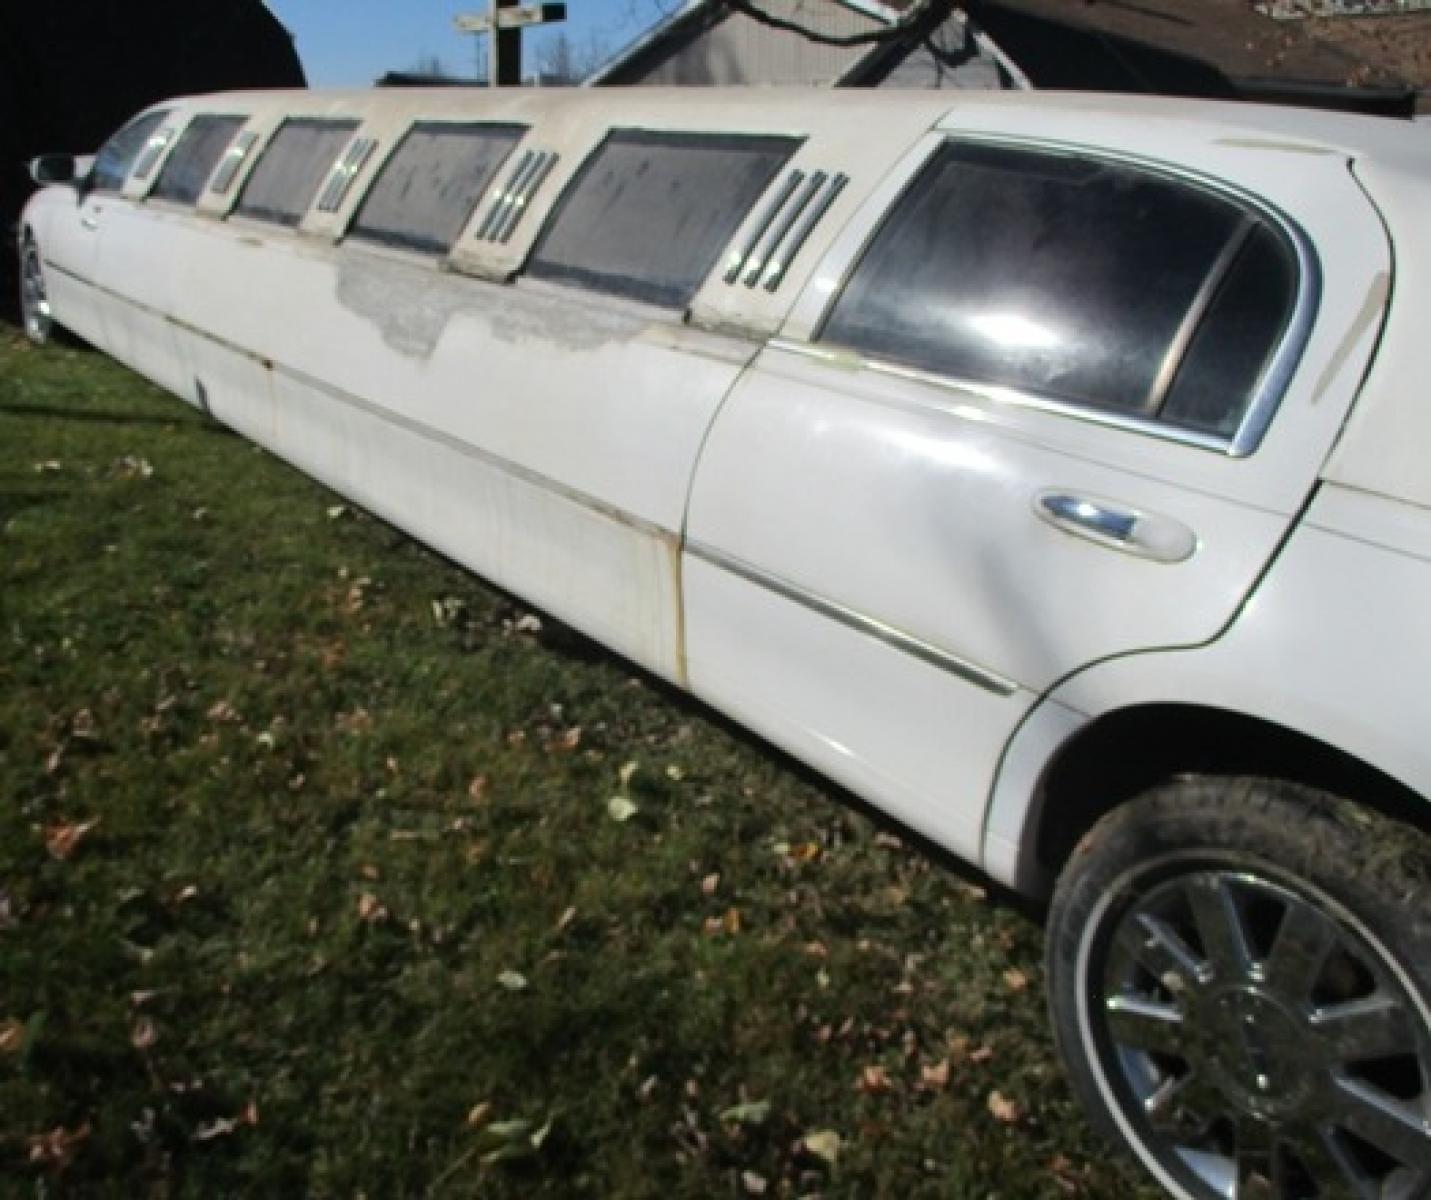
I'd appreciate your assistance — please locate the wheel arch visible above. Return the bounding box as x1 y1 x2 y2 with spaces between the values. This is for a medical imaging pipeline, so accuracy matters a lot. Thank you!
1005 701 1429 899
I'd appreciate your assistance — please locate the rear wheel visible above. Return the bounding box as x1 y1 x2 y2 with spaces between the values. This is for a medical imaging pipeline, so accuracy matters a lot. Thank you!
1047 778 1431 1200
19 230 54 345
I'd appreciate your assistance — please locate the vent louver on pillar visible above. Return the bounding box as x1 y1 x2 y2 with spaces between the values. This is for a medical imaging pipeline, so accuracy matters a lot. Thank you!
722 169 849 293
474 149 560 243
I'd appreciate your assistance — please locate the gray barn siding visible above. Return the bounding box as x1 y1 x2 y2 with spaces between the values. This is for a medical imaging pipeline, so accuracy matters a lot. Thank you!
615 3 879 85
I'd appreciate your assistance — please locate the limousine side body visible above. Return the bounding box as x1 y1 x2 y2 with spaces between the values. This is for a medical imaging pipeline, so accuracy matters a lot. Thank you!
19 88 1431 1200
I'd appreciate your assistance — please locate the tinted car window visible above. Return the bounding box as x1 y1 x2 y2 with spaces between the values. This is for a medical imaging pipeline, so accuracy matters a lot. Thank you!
1160 225 1297 438
820 142 1255 420
152 115 247 206
527 130 798 308
350 122 524 254
91 110 171 194
235 118 359 227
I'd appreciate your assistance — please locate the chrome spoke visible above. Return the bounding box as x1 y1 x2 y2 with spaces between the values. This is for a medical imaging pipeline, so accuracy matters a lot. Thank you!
1106 993 1186 1057
1111 912 1209 995
1331 1076 1431 1173
1313 993 1416 1065
1232 1113 1278 1197
1293 1126 1377 1200
1259 899 1336 1002
1145 1066 1221 1139
1184 874 1254 986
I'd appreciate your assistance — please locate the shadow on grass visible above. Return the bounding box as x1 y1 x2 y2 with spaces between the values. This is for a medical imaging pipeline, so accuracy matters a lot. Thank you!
473 563 1047 926
0 400 233 433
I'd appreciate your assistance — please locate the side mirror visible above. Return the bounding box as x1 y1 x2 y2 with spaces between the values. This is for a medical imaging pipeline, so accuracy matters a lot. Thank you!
29 153 78 186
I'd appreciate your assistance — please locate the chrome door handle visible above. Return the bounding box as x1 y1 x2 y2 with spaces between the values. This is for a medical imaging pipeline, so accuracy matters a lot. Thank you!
80 214 99 231
1035 491 1197 563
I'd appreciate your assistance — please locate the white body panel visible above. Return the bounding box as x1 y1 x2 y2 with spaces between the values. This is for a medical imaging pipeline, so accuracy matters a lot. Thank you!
986 483 1431 887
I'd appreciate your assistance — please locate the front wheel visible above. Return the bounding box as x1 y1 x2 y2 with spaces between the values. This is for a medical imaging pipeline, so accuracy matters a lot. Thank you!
19 230 54 345
1047 778 1431 1200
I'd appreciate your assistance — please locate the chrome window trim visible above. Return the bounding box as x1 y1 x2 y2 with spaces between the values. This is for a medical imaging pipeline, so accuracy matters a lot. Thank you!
686 539 1019 698
767 338 1232 455
807 132 1322 459
316 136 378 213
210 129 260 196
131 126 177 181
1144 214 1257 418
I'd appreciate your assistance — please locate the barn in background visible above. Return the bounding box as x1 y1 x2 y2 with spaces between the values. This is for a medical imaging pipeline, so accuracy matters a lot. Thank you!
2 0 305 319
587 0 1424 115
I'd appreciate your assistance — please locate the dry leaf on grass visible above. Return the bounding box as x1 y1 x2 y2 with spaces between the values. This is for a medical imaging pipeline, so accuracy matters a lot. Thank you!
856 1064 894 1095
356 893 388 923
700 872 720 896
741 1171 768 1196
800 1129 842 1166
719 1099 771 1126
130 1018 158 1051
1003 968 1030 993
0 1017 25 1056
919 1058 951 1091
44 817 99 861
987 1090 1021 1124
206 699 240 723
607 796 638 822
27 1123 90 1169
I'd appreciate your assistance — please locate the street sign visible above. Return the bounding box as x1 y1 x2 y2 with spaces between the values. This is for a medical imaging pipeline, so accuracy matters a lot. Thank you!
454 0 567 84
454 3 567 35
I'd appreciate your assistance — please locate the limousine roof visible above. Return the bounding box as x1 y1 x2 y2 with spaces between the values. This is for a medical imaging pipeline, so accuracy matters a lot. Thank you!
177 84 1431 169
134 86 1431 507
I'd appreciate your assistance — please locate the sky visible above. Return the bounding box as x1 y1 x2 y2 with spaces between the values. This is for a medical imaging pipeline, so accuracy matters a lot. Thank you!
264 0 668 86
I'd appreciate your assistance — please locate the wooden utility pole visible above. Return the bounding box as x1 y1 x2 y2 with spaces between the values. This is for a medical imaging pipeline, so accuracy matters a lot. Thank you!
454 1 567 85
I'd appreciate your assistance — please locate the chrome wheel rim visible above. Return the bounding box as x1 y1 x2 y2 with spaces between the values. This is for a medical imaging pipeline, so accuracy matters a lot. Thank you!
20 236 52 343
1083 864 1431 1199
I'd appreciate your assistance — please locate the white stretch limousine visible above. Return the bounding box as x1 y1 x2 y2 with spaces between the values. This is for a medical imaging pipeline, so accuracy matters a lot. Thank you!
19 87 1431 1200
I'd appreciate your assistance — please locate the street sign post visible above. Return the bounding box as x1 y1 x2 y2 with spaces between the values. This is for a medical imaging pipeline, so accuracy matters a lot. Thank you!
454 1 568 85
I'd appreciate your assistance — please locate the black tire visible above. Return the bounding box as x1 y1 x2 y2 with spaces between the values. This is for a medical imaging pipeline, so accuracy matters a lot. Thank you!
1047 777 1431 1200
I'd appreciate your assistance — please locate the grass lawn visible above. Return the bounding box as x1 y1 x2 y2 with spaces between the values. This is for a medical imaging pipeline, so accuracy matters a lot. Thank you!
0 326 1157 1198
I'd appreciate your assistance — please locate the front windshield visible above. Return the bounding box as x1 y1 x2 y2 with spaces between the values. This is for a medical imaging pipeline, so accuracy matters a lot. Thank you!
90 109 171 193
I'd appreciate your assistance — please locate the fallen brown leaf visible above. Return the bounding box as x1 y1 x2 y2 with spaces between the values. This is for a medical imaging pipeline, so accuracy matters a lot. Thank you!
27 1122 90 1170
44 817 99 861
1003 968 1030 992
206 699 240 723
0 1018 24 1056
700 872 720 896
356 893 388 923
131 1018 158 1051
987 1090 1021 1124
856 1064 894 1095
920 1058 951 1091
